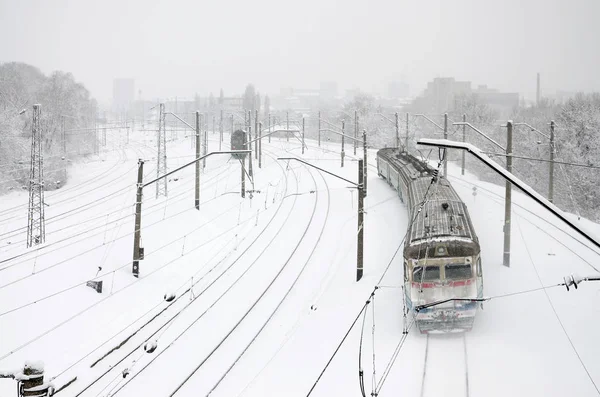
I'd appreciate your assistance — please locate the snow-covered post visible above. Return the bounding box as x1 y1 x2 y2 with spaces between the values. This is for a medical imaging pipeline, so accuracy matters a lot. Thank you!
0 362 54 397
503 121 513 267
549 120 555 203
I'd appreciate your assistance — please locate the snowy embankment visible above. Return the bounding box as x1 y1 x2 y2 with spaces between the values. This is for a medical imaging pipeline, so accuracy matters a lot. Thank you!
0 126 599 397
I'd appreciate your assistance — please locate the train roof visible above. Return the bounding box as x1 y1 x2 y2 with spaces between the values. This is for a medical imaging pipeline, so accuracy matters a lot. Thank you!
377 148 477 245
408 177 476 243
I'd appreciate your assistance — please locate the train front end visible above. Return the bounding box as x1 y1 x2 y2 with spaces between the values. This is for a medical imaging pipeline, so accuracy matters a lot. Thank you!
404 242 482 334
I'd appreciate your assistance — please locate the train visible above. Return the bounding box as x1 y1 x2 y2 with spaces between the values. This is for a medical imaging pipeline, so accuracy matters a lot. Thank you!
377 148 483 333
231 129 248 159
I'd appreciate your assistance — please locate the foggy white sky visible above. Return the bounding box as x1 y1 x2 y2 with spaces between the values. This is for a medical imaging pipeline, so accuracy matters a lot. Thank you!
1 0 598 102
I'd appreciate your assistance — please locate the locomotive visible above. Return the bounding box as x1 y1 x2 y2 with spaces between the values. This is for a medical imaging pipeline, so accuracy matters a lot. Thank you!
377 148 483 333
231 129 248 159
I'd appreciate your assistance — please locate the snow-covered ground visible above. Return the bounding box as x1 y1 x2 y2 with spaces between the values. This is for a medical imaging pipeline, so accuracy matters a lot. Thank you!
1 125 599 397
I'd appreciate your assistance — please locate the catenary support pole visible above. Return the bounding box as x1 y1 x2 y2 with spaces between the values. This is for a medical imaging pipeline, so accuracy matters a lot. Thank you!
318 111 321 147
461 114 466 175
203 114 207 169
259 122 262 168
132 159 144 277
248 126 253 180
354 110 357 155
443 113 448 178
363 129 367 196
61 115 66 182
357 159 364 282
395 112 399 149
195 111 200 210
503 121 513 267
341 120 345 167
302 117 305 155
549 120 555 203
220 109 223 150
405 113 409 153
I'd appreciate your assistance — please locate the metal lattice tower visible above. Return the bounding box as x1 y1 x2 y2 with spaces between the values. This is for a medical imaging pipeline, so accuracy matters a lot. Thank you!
156 103 168 198
27 104 46 247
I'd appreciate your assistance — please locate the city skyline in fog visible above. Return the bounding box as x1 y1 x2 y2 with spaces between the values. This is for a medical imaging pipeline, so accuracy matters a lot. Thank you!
1 0 598 103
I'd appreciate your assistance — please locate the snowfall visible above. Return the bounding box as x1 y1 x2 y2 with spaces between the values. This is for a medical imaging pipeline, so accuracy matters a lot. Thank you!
1 125 599 397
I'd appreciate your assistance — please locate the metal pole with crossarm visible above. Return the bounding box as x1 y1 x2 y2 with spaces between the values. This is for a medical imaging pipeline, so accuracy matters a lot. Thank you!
277 157 365 281
132 150 250 277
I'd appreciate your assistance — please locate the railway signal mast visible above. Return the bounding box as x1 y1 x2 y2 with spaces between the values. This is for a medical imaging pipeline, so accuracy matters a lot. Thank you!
27 104 46 247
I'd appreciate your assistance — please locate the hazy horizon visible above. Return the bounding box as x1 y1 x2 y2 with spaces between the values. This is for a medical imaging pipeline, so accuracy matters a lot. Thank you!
1 0 598 103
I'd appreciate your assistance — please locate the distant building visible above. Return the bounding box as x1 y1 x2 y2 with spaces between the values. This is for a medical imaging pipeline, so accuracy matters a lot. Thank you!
319 81 338 99
411 77 518 116
387 81 410 98
112 78 135 115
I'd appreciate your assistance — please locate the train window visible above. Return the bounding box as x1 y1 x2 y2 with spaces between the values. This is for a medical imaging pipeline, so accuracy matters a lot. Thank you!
412 266 440 281
445 264 472 280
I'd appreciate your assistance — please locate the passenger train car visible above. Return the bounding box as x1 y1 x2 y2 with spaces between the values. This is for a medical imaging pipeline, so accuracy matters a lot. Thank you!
377 148 483 333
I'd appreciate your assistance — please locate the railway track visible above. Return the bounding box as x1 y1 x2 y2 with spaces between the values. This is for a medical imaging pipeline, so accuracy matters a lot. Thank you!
420 333 470 397
51 147 297 396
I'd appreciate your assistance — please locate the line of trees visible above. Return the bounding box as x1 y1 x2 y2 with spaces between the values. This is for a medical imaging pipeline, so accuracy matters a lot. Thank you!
0 62 98 193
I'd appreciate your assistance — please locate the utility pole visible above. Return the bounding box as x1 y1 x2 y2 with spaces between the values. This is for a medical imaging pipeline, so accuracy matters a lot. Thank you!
286 111 289 142
443 113 448 178
354 110 357 155
203 113 207 169
248 126 253 180
503 121 513 267
363 129 367 196
461 114 466 175
302 117 305 155
219 109 223 150
132 159 144 277
549 120 555 203
61 115 67 182
357 159 364 281
394 112 399 149
259 122 263 168
341 120 345 167
405 113 409 153
255 109 258 159
27 104 45 248
318 111 321 147
195 112 201 210
156 103 167 198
